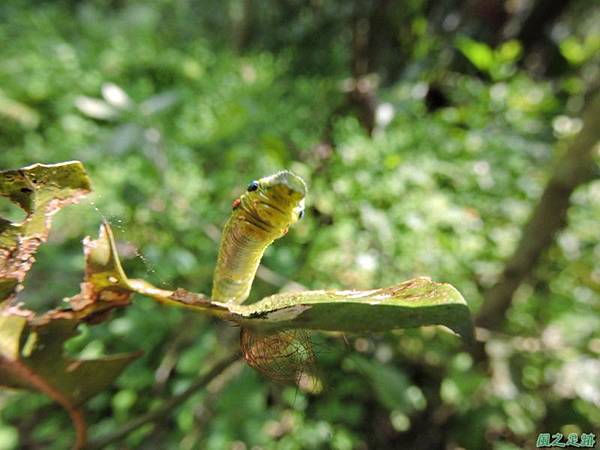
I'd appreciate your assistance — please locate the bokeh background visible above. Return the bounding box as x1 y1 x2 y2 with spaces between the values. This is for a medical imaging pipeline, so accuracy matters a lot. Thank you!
1 0 599 449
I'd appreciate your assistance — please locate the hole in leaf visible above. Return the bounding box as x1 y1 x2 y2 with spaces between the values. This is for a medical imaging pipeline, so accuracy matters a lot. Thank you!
0 195 26 223
15 236 84 313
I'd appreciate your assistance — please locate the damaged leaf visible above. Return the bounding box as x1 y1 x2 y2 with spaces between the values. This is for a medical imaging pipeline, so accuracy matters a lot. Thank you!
0 161 91 303
229 277 474 342
0 313 139 449
0 163 139 449
0 221 142 449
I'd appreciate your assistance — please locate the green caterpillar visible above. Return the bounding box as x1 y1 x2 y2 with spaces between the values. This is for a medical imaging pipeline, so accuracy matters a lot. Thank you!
211 171 315 384
211 171 307 304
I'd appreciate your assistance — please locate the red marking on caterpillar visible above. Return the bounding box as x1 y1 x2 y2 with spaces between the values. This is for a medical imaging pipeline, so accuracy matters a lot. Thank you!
232 198 241 210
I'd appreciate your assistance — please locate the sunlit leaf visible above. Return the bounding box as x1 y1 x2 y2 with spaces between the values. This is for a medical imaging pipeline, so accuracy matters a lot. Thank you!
456 36 494 73
101 82 132 110
0 161 91 303
75 96 118 120
230 277 474 342
559 37 587 65
131 275 473 343
497 40 522 63
0 162 142 448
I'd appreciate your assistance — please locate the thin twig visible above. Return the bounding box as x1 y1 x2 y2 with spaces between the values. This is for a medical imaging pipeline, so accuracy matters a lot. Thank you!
185 357 245 448
476 91 600 330
84 352 242 450
153 316 200 393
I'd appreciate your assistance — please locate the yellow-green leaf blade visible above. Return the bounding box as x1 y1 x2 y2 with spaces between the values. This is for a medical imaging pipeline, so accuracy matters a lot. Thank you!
228 277 474 342
0 161 91 302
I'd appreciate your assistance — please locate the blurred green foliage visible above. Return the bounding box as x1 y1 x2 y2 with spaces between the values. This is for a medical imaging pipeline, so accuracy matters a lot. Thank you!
0 0 599 449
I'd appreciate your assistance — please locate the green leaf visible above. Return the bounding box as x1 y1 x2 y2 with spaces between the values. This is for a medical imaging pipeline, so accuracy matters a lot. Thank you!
0 161 91 303
456 36 494 73
129 272 472 343
0 311 139 449
229 277 474 342
124 273 472 343
559 37 588 65
497 40 522 63
347 355 426 413
0 314 139 406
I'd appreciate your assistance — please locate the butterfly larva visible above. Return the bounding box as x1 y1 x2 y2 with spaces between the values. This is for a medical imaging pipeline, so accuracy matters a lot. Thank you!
211 171 306 304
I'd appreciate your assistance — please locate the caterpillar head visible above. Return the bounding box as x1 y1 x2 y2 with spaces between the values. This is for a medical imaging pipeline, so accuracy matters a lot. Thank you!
237 170 306 236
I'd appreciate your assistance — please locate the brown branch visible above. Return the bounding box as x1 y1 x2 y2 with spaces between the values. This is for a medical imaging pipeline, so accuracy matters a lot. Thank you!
515 0 572 56
188 354 243 444
84 352 242 450
0 356 87 449
476 91 600 330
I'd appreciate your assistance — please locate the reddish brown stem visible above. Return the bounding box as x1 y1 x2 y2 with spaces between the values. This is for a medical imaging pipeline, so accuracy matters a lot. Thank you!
0 356 87 449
